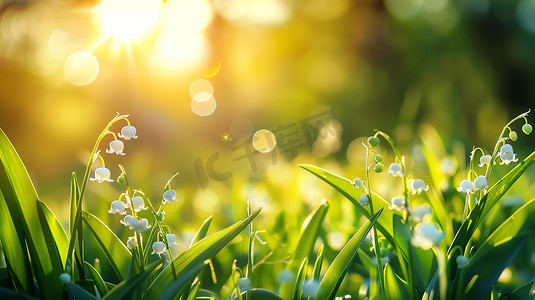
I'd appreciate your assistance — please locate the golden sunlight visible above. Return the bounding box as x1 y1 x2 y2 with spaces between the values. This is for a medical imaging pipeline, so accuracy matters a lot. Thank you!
95 0 160 39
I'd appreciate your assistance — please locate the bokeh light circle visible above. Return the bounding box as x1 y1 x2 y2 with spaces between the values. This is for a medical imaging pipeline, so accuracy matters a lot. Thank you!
64 51 99 86
190 79 214 97
191 95 217 116
252 130 276 153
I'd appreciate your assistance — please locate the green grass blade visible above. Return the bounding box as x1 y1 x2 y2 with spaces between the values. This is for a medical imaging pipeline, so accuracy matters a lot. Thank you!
144 208 261 299
0 287 39 299
316 208 383 300
158 261 208 300
299 165 405 262
463 232 530 300
0 128 63 299
84 261 109 297
501 280 535 300
292 258 308 300
190 215 214 247
311 245 324 282
279 200 329 299
0 189 33 294
102 258 164 300
38 201 69 266
233 289 284 300
448 150 535 255
384 263 409 299
82 211 132 281
63 280 98 300
186 281 201 300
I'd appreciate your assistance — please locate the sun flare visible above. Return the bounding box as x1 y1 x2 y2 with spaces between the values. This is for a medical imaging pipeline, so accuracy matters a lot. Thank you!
95 0 160 39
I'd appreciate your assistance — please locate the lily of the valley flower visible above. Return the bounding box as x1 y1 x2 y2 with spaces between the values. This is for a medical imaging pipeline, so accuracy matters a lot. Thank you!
163 189 178 204
412 222 445 250
127 236 137 249
108 200 128 214
387 163 404 177
457 179 476 194
479 155 492 167
411 205 432 223
119 125 138 140
121 215 151 233
166 233 179 246
474 175 488 190
350 177 364 188
90 167 113 183
389 196 405 211
498 144 518 165
412 179 429 194
131 196 148 212
151 241 166 255
106 140 125 155
59 273 71 283
359 194 370 206
456 255 469 269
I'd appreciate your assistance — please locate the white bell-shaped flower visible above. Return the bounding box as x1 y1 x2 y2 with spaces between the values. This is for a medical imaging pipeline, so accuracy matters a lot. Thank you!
479 155 492 167
474 176 488 190
163 189 178 204
119 125 138 140
151 241 166 255
456 255 469 269
498 144 518 165
359 194 370 206
127 236 137 249
387 163 404 177
389 196 406 211
108 200 128 214
412 222 445 250
106 140 125 155
90 167 113 183
131 196 147 212
59 273 71 283
350 177 364 189
412 179 429 194
411 205 432 223
121 215 151 233
457 180 476 194
166 233 179 246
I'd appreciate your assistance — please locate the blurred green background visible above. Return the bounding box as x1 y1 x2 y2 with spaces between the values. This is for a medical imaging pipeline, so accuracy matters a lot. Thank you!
1 0 535 294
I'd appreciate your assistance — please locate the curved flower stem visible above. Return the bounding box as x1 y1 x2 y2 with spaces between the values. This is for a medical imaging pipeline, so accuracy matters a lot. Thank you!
363 143 386 297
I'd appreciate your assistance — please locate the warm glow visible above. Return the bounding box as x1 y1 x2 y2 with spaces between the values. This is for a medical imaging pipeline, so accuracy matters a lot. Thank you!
95 0 160 39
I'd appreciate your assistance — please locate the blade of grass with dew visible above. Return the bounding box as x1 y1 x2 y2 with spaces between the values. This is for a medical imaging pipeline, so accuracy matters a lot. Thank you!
384 263 409 299
158 261 208 300
463 232 530 300
102 258 164 300
0 128 64 299
315 208 383 300
190 215 214 247
144 208 262 299
0 189 33 294
38 201 69 265
84 261 109 297
82 211 132 280
279 199 329 299
299 165 406 261
449 150 535 255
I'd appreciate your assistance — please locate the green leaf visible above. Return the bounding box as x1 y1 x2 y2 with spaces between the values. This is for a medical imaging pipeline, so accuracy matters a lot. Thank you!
186 281 201 300
0 128 63 299
233 289 284 300
63 280 98 300
0 188 33 294
159 261 208 300
292 258 308 300
279 200 329 299
190 215 214 247
311 245 324 282
463 232 530 300
102 258 164 300
299 165 406 262
384 263 409 299
501 280 535 300
0 287 39 299
448 150 535 255
82 211 132 281
144 208 261 299
316 208 383 300
84 261 109 297
39 201 69 265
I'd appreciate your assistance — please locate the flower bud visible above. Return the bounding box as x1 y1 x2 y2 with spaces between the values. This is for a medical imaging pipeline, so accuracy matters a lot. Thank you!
523 124 532 135
374 163 385 173
367 136 380 147
374 154 384 162
117 174 126 184
456 255 469 269
509 131 518 141
359 194 370 206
